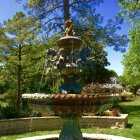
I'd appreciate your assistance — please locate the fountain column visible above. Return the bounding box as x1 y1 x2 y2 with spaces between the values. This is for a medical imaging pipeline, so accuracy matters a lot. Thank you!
59 115 83 140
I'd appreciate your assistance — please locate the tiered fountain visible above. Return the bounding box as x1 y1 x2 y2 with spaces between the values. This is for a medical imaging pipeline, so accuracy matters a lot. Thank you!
22 19 122 140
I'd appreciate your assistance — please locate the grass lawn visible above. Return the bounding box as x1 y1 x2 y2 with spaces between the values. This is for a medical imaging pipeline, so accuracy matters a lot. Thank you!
0 96 140 140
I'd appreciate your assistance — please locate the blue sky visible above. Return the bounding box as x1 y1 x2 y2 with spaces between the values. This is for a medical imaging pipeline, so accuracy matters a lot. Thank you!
0 0 130 75
96 1 131 76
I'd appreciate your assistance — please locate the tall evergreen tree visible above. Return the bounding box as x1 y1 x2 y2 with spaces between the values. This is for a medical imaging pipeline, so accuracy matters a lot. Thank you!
0 12 40 108
17 0 128 52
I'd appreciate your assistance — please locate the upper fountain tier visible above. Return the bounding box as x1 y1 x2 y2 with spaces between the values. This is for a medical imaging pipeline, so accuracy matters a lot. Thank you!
57 36 82 48
57 19 82 48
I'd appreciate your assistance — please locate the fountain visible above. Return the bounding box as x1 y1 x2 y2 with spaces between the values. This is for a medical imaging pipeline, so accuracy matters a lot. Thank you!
22 19 123 140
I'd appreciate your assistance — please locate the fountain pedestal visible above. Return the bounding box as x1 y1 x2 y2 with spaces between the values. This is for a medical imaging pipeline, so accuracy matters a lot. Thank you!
59 115 83 140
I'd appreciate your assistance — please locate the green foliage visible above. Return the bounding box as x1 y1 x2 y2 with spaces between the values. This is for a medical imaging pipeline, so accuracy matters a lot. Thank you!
17 0 128 52
13 1 128 89
0 66 10 94
0 99 42 119
0 105 19 119
78 32 111 84
118 0 140 25
119 0 140 93
96 104 113 116
81 59 112 84
112 98 120 108
120 23 140 93
0 105 42 119
108 70 118 78
0 20 59 101
0 12 43 107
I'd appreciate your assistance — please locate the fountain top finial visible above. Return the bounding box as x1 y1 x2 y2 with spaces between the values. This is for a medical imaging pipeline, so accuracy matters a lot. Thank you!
64 19 75 36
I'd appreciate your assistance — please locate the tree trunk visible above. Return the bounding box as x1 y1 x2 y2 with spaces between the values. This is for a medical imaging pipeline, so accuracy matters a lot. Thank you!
63 0 70 22
17 44 22 109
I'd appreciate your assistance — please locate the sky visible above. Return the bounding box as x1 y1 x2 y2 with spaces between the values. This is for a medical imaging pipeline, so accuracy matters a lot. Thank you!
96 0 130 76
0 0 131 76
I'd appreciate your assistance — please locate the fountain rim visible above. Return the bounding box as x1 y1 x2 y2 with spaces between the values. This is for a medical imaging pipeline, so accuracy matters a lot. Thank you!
22 93 119 100
57 35 81 40
16 133 136 140
57 35 82 46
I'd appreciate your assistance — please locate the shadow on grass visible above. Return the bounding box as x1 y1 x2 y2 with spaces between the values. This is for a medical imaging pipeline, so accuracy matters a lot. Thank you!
126 123 133 128
121 105 140 114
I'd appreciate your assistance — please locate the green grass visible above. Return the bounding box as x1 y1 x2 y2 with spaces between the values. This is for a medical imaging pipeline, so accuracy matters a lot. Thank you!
1 96 140 140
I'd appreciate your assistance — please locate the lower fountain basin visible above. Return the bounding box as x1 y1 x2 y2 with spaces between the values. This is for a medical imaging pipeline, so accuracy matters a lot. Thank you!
22 93 118 115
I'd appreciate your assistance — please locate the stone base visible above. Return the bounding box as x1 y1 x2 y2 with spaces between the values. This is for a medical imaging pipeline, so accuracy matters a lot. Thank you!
0 114 128 135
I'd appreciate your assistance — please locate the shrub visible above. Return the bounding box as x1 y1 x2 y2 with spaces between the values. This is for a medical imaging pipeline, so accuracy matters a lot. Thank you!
0 105 19 119
0 101 42 119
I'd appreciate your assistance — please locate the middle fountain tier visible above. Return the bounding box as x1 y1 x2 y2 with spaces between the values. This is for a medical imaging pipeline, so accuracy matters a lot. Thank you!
56 21 83 94
22 19 122 140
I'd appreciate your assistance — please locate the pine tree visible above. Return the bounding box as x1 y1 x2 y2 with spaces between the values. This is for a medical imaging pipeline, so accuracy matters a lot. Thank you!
17 0 128 52
0 12 40 108
118 0 140 25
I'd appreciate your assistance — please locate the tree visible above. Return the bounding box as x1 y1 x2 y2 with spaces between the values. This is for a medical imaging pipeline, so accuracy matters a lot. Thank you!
80 32 111 83
120 23 140 93
0 12 40 108
26 36 61 93
118 0 140 25
17 0 128 52
108 70 118 78
0 65 7 94
118 0 140 93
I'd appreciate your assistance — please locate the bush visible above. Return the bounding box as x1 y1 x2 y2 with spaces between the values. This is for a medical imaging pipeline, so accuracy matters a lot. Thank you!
0 105 4 119
0 102 42 119
0 105 19 119
0 100 30 119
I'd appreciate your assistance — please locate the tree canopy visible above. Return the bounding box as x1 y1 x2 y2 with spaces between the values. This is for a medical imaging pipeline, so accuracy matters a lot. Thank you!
0 12 41 107
118 0 140 93
120 23 140 93
118 0 140 25
17 0 128 52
